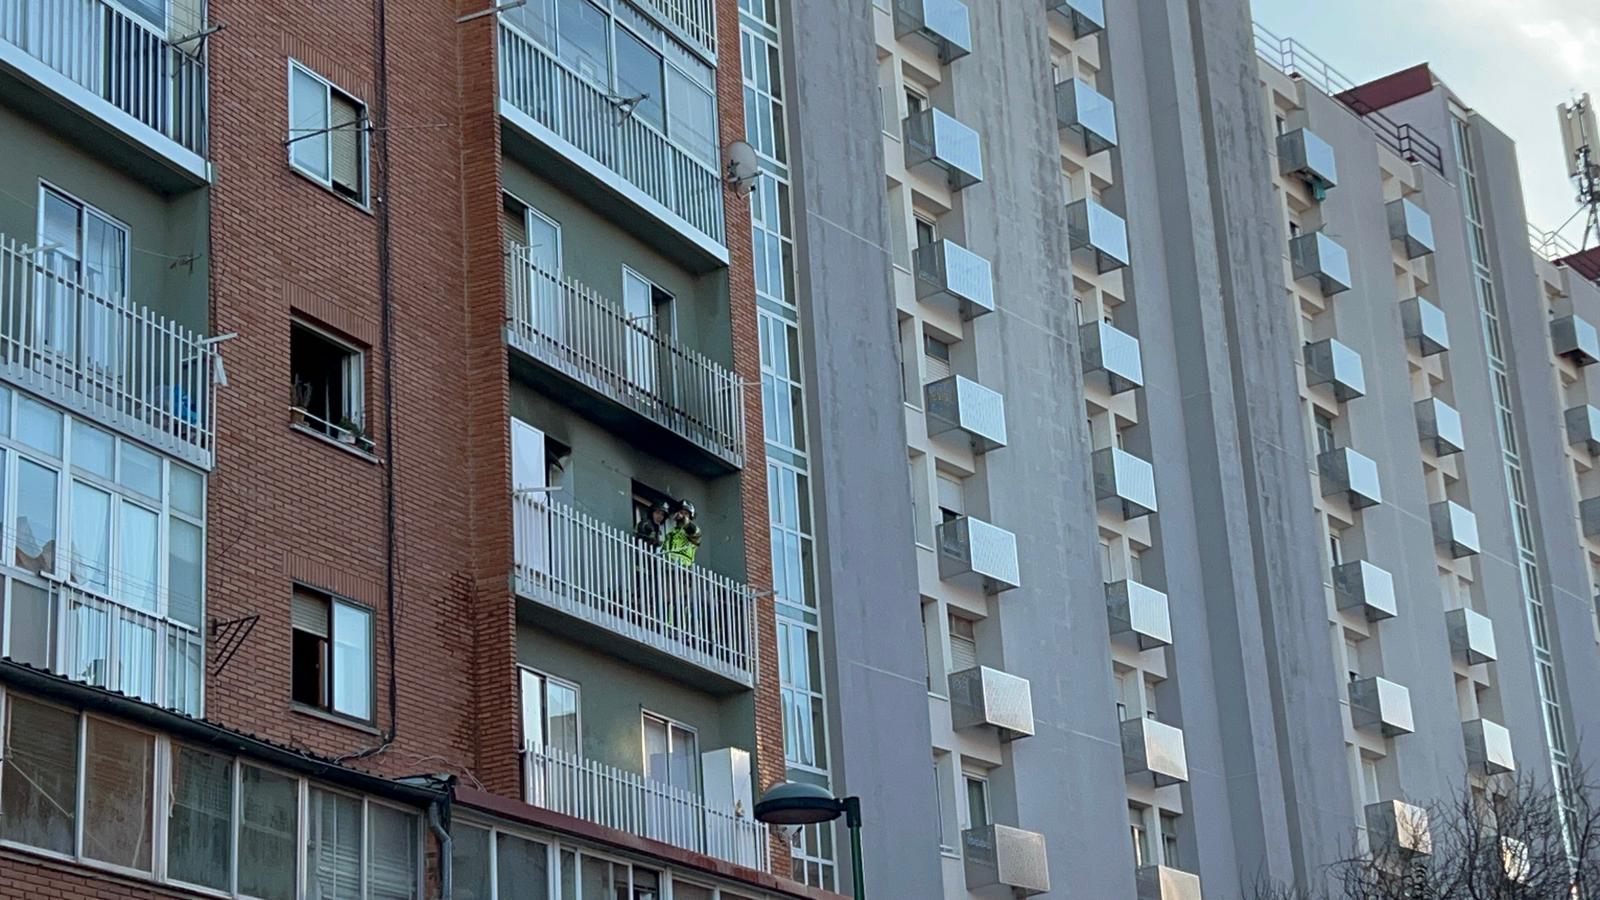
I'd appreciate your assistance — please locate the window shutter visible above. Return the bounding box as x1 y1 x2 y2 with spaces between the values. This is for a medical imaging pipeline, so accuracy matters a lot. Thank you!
329 93 362 197
292 589 330 637
949 633 977 673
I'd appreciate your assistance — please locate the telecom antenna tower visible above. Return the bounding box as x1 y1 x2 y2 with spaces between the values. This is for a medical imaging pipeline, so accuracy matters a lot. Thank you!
1560 93 1600 249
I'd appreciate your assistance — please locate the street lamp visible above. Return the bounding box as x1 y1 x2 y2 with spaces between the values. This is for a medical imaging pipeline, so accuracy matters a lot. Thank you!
753 782 866 900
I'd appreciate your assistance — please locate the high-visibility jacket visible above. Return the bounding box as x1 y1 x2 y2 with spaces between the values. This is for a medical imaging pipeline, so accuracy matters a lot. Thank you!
664 523 702 566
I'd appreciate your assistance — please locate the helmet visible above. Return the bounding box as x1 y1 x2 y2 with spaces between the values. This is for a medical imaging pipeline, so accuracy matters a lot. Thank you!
652 500 672 516
677 499 697 518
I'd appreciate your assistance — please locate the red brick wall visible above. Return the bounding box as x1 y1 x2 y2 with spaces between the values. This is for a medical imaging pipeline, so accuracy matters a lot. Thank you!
1 850 208 898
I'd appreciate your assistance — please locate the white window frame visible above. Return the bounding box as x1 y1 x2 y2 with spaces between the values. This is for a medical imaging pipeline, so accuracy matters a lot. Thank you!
518 665 582 752
290 318 368 440
286 60 371 206
291 584 374 722
961 772 989 831
640 708 700 795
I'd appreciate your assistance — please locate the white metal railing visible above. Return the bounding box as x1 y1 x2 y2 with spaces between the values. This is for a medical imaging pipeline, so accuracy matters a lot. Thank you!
497 23 724 246
523 744 770 870
1530 223 1583 262
0 234 217 468
0 0 208 156
634 0 716 59
511 493 758 686
505 245 745 467
49 581 204 715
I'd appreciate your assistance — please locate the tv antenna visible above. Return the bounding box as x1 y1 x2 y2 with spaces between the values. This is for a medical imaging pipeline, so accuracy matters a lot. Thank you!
1559 94 1600 250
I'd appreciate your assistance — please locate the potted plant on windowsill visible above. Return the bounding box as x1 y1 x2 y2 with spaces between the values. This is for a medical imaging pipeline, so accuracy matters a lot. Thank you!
338 416 375 454
290 380 312 426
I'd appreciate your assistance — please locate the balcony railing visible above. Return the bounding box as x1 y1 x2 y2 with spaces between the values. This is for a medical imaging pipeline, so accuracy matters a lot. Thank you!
523 744 770 871
0 0 207 156
506 246 744 469
634 0 716 59
512 493 758 687
0 234 217 468
498 23 724 248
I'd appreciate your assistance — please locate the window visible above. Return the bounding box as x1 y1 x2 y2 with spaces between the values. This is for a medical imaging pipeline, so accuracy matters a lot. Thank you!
1160 813 1180 867
1361 756 1381 805
1314 412 1336 456
1099 538 1114 583
288 61 369 203
621 268 675 396
496 831 550 894
642 712 699 795
963 775 989 830
307 788 363 897
239 765 299 900
936 472 963 523
291 587 373 720
1 694 79 854
1129 805 1148 867
167 745 233 891
38 186 129 368
1328 528 1344 568
905 89 926 117
291 320 367 444
83 717 156 871
1345 637 1361 683
519 667 580 754
1143 678 1159 720
949 614 977 673
923 334 952 384
914 216 937 250
778 619 824 769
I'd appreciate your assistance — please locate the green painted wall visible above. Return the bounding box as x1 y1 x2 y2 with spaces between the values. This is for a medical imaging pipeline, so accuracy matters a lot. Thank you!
0 106 209 333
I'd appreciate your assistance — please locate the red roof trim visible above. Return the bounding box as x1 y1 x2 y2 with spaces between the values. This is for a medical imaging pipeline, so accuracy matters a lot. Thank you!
1336 63 1434 115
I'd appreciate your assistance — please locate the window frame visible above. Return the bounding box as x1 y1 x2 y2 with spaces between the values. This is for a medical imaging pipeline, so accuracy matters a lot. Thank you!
518 665 582 753
286 60 371 207
640 708 700 796
290 585 375 723
961 773 989 831
290 317 369 443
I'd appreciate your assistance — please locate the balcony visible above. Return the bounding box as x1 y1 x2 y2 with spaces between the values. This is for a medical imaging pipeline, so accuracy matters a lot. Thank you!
1565 405 1600 454
1400 296 1450 357
1107 580 1172 649
1081 321 1144 394
523 744 770 871
0 0 208 187
914 239 995 319
1319 447 1383 510
1277 127 1338 197
1551 314 1600 366
937 515 1021 594
1136 866 1202 900
949 666 1035 741
964 824 1049 897
925 375 1008 454
1290 232 1352 296
1463 718 1515 775
1386 198 1436 259
892 0 972 64
1349 677 1413 737
505 245 743 474
1303 338 1366 402
1445 607 1497 665
904 108 984 190
1431 501 1480 558
511 494 758 690
1048 0 1104 40
1582 497 1600 539
1416 397 1464 457
1500 836 1530 884
1332 560 1397 622
1056 78 1117 156
1365 800 1432 858
1066 198 1131 273
497 23 725 263
1093 446 1157 518
0 233 217 469
1122 717 1188 786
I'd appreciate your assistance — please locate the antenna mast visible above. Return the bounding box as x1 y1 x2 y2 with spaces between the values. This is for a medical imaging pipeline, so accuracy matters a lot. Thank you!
1560 94 1600 250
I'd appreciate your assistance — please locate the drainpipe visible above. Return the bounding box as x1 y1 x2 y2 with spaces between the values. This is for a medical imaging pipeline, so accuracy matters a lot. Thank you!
428 789 454 900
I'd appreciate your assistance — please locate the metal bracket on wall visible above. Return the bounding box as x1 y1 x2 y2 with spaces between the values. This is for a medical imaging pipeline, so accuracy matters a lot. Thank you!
209 614 259 675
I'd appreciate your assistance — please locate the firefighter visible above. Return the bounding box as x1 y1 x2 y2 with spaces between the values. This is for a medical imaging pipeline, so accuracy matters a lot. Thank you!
664 499 703 567
635 500 671 550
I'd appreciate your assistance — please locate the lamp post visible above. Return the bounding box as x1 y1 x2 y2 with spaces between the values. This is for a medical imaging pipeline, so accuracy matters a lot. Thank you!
753 782 866 900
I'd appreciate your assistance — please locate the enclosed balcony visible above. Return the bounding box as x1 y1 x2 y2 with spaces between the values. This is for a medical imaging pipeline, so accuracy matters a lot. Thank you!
0 233 218 469
505 245 743 474
1107 580 1172 649
1094 447 1157 519
1387 198 1436 259
1277 127 1338 197
1048 0 1104 39
904 108 984 190
522 744 770 871
0 0 208 187
1445 607 1497 665
963 824 1050 898
1432 501 1480 558
511 494 759 690
497 21 725 263
1290 232 1352 296
1463 718 1515 775
892 0 972 64
1565 405 1600 454
1081 321 1144 394
1365 800 1432 858
1303 338 1366 402
1349 676 1414 737
1332 560 1397 622
1066 198 1131 273
1319 447 1383 510
1401 296 1450 356
938 515 1021 594
1416 397 1464 457
1552 314 1600 366
925 375 1008 454
1122 717 1188 786
915 239 995 319
1136 866 1202 900
949 666 1035 742
1581 497 1600 539
1056 78 1117 156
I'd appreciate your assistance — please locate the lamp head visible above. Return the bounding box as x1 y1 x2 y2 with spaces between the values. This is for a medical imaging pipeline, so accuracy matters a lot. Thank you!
753 782 843 826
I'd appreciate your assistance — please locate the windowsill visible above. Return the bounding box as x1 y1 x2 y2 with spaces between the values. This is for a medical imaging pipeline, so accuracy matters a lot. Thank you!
291 702 381 735
290 422 381 464
288 165 375 217
914 541 935 552
940 846 962 860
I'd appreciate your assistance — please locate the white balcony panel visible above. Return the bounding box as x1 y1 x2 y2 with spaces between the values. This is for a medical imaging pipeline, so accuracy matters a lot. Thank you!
915 239 995 319
1066 199 1130 273
1277 127 1338 195
1464 719 1515 775
1332 560 1397 622
1387 198 1436 259
904 108 983 190
1303 338 1365 402
1093 447 1157 518
1290 232 1352 295
925 375 1007 454
1582 497 1600 539
1400 296 1450 356
1565 405 1600 454
1445 607 1497 665
1056 78 1117 156
1136 866 1202 900
1365 800 1432 858
1319 447 1382 510
1349 676 1414 736
963 824 1050 897
1122 717 1188 786
892 0 972 63
1047 0 1104 39
1107 580 1171 649
1552 314 1600 366
1416 397 1464 457
938 515 1021 594
949 666 1035 741
1081 321 1144 394
1431 501 1480 558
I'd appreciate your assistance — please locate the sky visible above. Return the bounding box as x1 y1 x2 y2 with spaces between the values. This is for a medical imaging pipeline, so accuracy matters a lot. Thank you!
1251 0 1598 246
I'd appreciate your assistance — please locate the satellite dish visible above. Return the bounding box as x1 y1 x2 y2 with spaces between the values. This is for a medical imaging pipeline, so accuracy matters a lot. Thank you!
724 140 760 192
